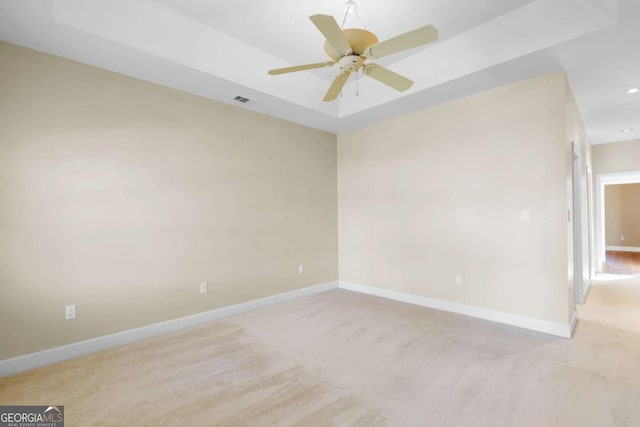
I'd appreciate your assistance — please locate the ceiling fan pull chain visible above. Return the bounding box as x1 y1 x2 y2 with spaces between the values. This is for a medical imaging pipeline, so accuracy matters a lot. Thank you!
356 69 359 96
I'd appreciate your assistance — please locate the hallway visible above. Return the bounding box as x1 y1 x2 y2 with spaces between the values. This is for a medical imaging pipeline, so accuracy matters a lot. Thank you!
604 251 640 275
579 273 640 335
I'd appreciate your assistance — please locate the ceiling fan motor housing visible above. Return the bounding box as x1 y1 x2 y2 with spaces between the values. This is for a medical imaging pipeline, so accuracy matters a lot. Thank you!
267 15 438 102
323 28 378 60
339 55 364 72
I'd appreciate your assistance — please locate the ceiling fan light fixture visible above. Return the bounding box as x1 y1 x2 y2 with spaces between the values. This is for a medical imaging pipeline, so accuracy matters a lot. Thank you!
620 128 633 133
624 87 640 94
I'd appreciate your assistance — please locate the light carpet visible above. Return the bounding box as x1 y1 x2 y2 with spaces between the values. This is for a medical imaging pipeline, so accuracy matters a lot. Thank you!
1 277 640 426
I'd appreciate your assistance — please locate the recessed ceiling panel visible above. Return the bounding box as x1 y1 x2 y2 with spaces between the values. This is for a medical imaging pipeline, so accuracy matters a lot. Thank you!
154 0 534 66
2 0 638 144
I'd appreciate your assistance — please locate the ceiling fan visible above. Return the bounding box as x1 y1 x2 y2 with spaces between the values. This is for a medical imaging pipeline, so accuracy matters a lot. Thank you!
268 3 438 102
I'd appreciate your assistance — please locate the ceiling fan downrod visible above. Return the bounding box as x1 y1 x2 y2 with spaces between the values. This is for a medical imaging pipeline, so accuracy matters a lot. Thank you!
342 0 365 29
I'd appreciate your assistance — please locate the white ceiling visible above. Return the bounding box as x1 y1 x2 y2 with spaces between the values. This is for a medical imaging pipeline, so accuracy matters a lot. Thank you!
154 0 533 68
0 0 638 144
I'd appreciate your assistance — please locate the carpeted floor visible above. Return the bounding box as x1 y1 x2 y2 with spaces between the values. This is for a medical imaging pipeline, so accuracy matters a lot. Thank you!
1 276 640 426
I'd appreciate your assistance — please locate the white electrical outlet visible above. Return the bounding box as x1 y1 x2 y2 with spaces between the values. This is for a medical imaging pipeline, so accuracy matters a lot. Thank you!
455 275 463 286
298 265 304 275
541 209 550 223
199 282 208 294
65 305 76 320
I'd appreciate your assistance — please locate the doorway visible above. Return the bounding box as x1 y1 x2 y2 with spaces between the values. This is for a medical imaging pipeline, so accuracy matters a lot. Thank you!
595 171 640 275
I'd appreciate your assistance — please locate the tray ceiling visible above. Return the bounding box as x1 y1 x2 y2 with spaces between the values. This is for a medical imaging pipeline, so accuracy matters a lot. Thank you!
0 0 638 143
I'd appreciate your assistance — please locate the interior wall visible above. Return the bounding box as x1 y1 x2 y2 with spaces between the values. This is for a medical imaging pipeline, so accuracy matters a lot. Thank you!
0 42 339 359
338 70 573 325
593 139 640 175
605 184 640 247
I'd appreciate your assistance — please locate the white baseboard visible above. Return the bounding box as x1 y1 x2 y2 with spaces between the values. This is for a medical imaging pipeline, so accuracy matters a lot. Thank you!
0 281 339 378
569 310 578 337
606 245 640 252
339 281 573 338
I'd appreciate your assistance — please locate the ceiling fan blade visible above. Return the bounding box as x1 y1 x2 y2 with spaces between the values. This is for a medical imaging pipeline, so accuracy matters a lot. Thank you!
363 64 413 92
363 25 438 59
310 14 353 57
323 71 351 102
268 61 335 75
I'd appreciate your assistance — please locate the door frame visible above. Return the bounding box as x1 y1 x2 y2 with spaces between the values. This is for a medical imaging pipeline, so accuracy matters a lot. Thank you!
572 142 584 305
595 171 640 272
586 165 594 280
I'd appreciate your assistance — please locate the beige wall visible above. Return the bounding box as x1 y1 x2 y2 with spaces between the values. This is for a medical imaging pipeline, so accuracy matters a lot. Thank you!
338 70 575 324
0 42 338 359
605 184 640 247
1 40 590 360
593 139 640 175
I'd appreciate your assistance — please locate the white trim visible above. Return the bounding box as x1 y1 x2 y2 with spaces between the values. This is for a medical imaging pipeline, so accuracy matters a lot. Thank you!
569 310 578 337
582 278 592 302
339 281 573 338
597 171 640 184
605 245 640 252
587 165 595 281
572 141 585 305
0 281 338 377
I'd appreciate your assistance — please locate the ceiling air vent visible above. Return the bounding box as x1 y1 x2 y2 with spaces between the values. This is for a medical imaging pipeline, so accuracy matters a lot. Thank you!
233 95 251 103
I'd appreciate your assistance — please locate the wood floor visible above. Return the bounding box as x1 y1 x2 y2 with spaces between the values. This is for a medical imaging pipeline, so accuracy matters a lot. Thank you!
2 284 640 426
604 250 640 275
